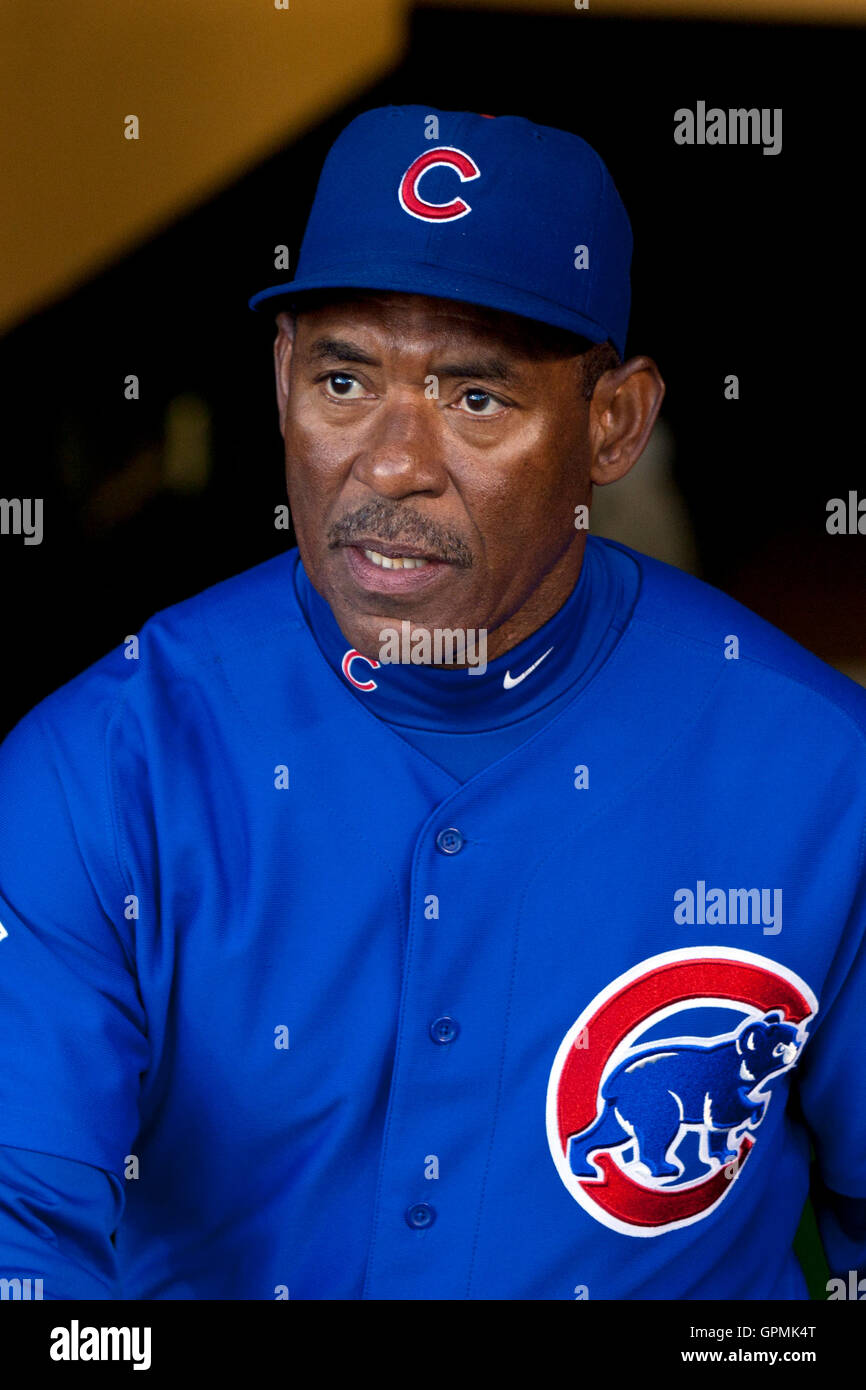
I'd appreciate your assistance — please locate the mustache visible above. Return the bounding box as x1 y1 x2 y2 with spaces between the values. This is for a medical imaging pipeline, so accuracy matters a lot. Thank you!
327 500 474 567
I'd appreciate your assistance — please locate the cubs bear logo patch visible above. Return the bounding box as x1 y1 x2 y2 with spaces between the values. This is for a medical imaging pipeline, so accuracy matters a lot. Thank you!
546 947 817 1236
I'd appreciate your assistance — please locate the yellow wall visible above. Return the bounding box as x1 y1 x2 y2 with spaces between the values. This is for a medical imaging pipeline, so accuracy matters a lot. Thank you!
0 0 405 332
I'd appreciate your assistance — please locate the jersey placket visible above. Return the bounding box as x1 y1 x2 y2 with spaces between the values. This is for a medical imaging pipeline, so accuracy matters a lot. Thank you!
361 787 521 1300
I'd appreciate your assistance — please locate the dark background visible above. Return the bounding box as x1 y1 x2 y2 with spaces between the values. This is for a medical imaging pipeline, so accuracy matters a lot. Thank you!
2 6 863 1294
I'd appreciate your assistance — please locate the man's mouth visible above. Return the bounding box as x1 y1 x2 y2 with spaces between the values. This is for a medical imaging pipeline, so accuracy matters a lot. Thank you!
362 547 431 571
338 539 451 594
346 538 443 563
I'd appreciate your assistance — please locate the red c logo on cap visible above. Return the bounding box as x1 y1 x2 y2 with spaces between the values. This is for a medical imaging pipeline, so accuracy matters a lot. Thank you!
398 146 481 223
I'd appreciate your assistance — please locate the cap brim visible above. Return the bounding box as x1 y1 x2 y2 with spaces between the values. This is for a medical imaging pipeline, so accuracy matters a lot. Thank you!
248 262 616 352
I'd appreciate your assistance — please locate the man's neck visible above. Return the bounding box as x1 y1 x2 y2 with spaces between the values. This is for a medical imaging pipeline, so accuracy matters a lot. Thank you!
292 535 635 735
481 534 588 662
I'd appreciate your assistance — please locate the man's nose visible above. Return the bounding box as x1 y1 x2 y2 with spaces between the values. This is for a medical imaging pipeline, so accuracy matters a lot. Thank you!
351 398 447 499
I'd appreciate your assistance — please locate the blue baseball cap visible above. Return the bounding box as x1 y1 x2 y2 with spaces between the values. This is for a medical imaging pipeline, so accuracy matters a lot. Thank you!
249 105 632 358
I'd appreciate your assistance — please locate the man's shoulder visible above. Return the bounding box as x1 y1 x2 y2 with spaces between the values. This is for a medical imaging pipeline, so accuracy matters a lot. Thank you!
140 546 301 652
2 549 302 756
605 538 866 746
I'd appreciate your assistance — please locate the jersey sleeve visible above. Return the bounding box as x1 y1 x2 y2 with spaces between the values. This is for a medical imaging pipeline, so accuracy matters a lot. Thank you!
797 855 866 1279
798 913 866 1202
0 1144 122 1298
0 696 149 1176
810 1174 866 1282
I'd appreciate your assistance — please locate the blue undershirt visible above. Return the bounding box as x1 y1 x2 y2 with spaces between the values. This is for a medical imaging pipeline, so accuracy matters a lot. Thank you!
293 535 642 782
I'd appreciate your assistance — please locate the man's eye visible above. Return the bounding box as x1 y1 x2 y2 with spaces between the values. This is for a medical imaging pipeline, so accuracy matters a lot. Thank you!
454 389 505 416
325 373 365 399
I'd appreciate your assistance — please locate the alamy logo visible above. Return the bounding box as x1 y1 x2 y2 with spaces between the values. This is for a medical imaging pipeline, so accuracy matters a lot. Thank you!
377 623 487 675
674 103 782 156
674 881 782 935
0 498 43 545
0 1276 42 1299
826 492 866 534
50 1320 151 1371
827 1271 866 1300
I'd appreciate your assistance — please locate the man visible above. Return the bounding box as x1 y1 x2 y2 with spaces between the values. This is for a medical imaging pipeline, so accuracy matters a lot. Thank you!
0 106 863 1301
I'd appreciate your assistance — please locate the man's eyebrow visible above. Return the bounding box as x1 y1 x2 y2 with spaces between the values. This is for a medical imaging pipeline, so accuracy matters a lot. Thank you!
306 337 380 366
305 339 521 384
434 356 516 384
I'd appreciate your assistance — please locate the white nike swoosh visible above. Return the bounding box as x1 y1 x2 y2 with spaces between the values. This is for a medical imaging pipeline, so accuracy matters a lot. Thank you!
503 646 555 690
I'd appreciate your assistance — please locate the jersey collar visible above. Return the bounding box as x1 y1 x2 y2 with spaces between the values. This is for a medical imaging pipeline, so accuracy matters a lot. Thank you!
293 537 627 732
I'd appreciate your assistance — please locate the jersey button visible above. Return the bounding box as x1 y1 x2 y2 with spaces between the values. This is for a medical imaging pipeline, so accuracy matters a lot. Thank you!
405 1202 436 1230
430 1015 460 1044
436 827 465 855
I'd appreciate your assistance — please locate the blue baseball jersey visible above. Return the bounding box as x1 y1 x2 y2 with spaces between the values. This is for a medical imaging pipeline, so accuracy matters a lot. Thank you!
0 536 865 1299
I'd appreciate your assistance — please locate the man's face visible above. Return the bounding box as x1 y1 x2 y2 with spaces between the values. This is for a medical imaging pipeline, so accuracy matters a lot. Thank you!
276 292 596 662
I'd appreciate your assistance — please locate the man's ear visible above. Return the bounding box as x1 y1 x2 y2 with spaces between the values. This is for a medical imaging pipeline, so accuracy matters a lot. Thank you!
273 312 296 438
587 356 665 487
